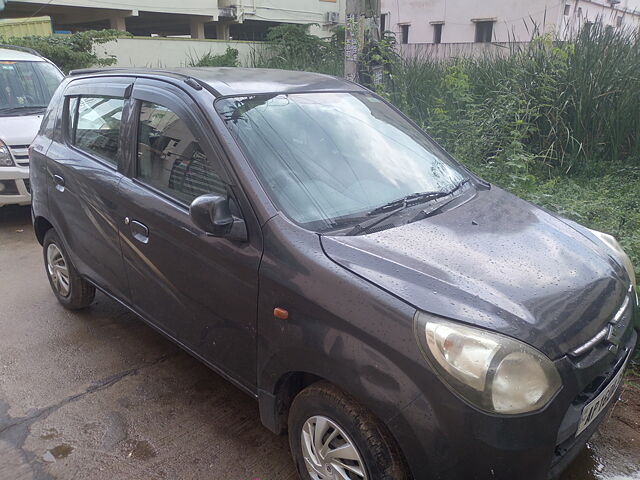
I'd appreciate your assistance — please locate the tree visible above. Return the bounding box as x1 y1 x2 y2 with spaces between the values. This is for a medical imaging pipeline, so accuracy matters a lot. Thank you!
2 30 127 73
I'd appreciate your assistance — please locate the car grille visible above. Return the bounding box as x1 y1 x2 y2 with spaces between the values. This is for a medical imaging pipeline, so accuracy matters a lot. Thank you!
569 285 635 358
9 145 30 167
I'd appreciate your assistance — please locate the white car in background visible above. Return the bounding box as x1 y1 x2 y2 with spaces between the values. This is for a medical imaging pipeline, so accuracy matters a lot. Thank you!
0 46 64 207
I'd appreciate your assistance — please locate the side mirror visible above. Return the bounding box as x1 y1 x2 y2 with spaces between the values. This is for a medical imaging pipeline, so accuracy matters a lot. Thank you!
189 194 247 242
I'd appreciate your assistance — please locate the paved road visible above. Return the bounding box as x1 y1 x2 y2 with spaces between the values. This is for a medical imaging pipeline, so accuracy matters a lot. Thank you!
1 205 637 480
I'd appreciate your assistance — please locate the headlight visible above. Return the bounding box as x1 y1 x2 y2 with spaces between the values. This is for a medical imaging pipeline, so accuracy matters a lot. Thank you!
588 229 636 291
414 312 562 415
0 140 14 167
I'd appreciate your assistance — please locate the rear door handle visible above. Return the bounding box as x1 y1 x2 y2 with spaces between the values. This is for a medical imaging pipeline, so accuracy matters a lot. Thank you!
130 220 149 244
53 174 65 192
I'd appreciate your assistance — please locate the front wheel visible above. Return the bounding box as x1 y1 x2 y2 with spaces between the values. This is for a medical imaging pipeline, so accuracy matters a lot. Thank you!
288 382 410 480
43 229 95 310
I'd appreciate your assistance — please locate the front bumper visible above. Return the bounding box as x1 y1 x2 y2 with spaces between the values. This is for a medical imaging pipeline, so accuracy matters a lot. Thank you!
0 166 31 206
388 313 637 480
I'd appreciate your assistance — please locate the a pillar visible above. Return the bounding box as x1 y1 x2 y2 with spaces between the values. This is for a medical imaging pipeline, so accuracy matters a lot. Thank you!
216 22 230 40
109 16 127 32
190 17 206 39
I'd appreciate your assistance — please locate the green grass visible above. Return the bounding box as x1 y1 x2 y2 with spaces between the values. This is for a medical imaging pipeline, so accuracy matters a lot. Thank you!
185 47 239 67
625 349 640 389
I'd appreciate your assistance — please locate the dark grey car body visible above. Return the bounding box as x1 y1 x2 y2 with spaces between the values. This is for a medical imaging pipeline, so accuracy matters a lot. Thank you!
30 68 638 480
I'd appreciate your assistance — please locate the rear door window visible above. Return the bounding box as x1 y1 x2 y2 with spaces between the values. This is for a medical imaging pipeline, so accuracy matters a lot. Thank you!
68 96 124 166
135 101 225 204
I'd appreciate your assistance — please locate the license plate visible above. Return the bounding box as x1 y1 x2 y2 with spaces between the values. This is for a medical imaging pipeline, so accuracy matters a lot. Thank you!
576 354 629 436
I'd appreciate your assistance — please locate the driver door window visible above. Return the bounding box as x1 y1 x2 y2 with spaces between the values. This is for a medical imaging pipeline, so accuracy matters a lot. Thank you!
136 101 225 204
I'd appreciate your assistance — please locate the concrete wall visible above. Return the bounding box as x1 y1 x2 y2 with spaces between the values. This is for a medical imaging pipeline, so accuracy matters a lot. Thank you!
398 42 530 61
96 37 265 68
381 0 640 44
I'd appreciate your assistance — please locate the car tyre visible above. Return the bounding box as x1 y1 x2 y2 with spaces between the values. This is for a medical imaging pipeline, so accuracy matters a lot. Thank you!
288 381 410 480
43 229 95 310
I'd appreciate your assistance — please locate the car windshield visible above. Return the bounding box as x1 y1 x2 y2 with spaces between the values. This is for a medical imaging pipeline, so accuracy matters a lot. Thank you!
0 60 63 115
215 92 467 230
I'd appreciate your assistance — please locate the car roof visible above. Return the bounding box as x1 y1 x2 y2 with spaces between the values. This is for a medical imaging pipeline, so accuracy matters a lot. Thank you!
69 67 365 97
0 47 45 62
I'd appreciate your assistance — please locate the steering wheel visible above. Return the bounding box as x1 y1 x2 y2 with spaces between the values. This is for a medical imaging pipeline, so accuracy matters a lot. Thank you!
22 94 38 105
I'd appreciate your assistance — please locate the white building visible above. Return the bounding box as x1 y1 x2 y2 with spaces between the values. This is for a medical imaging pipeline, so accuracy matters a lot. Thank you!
1 0 345 39
380 0 640 45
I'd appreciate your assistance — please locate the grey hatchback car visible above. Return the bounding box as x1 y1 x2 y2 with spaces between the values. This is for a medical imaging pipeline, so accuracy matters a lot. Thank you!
30 67 637 480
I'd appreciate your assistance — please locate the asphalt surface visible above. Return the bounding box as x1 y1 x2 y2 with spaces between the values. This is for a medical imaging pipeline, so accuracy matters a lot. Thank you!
1 205 638 480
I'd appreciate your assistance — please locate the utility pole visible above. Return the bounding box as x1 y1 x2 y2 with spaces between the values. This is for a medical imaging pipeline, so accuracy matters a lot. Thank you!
344 0 381 83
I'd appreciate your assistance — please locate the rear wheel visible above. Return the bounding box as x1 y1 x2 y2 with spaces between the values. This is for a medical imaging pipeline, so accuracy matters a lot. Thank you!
288 382 410 480
43 229 95 310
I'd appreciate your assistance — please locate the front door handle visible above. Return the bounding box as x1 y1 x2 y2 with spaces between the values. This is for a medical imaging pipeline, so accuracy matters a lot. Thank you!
53 174 65 192
130 220 149 244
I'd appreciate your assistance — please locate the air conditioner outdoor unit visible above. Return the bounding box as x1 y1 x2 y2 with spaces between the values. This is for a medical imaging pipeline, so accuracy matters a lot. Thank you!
219 6 238 19
325 11 340 24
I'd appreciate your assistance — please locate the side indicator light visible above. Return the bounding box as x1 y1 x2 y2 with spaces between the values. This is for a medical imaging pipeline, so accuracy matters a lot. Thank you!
273 307 289 320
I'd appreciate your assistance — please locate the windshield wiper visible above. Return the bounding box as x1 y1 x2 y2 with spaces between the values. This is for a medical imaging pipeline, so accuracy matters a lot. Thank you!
346 179 470 236
0 105 48 115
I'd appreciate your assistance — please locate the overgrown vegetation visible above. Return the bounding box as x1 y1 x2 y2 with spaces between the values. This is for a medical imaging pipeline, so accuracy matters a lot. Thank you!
249 23 344 74
1 30 126 73
393 27 640 175
625 345 640 389
187 47 239 67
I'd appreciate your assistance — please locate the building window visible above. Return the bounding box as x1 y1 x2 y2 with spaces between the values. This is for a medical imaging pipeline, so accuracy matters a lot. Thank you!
564 4 571 16
617 16 623 27
380 13 387 35
433 23 443 44
400 24 410 44
474 21 494 43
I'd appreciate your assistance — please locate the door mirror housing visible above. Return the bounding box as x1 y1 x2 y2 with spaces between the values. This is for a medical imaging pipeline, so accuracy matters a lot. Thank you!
190 194 247 242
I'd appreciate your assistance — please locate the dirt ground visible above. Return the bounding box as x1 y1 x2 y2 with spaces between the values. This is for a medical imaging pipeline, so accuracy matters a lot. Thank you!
1 204 639 480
